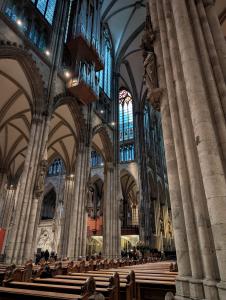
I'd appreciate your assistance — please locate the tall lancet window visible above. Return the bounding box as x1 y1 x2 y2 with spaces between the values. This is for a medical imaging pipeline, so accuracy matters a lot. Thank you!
98 27 112 98
119 89 135 162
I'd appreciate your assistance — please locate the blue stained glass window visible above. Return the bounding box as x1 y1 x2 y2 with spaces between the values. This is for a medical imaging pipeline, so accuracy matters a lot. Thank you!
31 0 56 24
119 90 134 142
37 0 47 14
45 0 57 24
47 159 65 176
119 89 135 162
91 150 104 168
100 29 112 97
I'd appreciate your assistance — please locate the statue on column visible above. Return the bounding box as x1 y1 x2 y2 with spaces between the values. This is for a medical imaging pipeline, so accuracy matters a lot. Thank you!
141 5 162 111
34 160 48 198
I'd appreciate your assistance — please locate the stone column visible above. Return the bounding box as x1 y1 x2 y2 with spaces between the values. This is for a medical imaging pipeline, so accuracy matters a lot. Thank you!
162 1 220 298
0 173 8 227
66 142 90 260
149 0 191 286
204 0 226 82
0 185 16 255
23 159 49 262
103 162 120 258
59 175 75 258
196 0 226 124
171 0 226 298
185 0 226 166
5 113 50 264
157 2 205 297
149 1 191 298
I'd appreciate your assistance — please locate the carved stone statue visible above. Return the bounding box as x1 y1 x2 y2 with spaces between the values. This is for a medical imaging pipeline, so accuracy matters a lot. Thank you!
143 49 158 91
141 4 162 111
34 160 48 198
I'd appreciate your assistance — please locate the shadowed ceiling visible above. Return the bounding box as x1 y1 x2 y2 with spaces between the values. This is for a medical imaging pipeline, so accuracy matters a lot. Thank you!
101 0 226 102
101 0 147 102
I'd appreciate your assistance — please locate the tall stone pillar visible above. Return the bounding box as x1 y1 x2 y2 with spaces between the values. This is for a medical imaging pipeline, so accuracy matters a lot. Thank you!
149 1 191 298
170 0 226 298
66 142 90 260
0 185 16 255
23 159 49 262
160 1 220 298
204 0 226 82
196 0 226 126
103 162 120 258
0 173 8 227
59 175 75 258
5 113 50 264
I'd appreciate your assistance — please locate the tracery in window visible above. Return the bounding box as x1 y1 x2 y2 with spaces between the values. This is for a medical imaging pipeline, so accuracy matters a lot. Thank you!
32 0 57 24
119 89 135 162
98 28 112 98
91 150 104 168
119 90 134 142
47 159 65 177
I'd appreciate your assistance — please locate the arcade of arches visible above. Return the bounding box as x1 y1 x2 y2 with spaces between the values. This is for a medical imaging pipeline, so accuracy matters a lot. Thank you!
0 0 226 299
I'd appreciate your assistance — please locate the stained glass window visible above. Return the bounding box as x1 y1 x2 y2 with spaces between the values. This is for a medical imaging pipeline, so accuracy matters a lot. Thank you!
99 28 112 97
119 90 134 142
32 0 57 24
47 159 65 176
91 150 104 167
119 89 135 162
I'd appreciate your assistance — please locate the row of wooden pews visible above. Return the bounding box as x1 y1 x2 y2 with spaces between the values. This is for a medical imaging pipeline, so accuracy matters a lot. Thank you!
0 258 177 299
84 261 177 300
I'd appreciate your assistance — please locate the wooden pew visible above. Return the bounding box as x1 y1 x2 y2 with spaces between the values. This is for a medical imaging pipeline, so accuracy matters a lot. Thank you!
88 261 177 300
0 276 96 300
55 272 120 300
33 276 116 300
69 270 135 300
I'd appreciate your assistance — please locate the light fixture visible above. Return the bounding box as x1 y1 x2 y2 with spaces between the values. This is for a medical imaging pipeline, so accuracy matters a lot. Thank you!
111 121 116 126
16 19 23 27
100 110 104 114
100 162 104 166
45 50 50 57
70 174 74 178
64 71 71 78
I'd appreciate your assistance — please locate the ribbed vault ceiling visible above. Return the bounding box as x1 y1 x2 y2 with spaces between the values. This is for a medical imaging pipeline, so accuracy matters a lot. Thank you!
48 104 78 174
0 59 32 180
101 0 226 101
101 0 146 101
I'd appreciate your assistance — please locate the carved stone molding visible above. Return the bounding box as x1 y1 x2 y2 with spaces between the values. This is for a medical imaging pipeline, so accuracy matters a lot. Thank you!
148 88 163 112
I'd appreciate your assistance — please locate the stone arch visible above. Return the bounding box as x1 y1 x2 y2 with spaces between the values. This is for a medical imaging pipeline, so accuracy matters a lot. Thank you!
0 40 46 114
48 94 86 175
52 93 86 144
0 41 46 183
120 169 139 227
92 124 113 163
